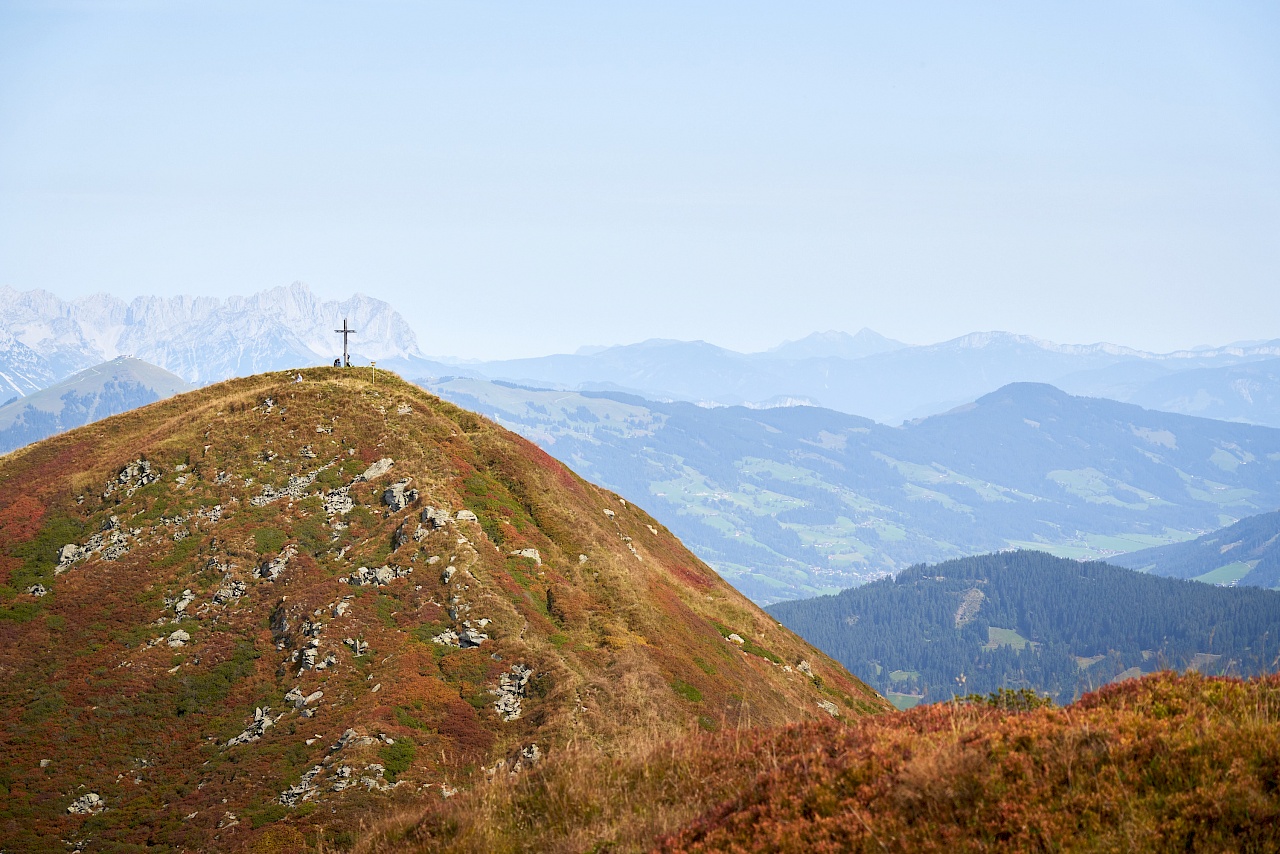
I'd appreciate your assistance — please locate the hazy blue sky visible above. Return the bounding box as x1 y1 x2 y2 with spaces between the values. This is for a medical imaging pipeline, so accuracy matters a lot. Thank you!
2 2 1277 359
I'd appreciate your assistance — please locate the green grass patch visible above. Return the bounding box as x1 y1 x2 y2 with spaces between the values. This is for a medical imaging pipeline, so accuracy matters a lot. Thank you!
247 804 289 828
254 527 287 555
381 740 416 780
671 680 703 703
983 626 1036 651
173 642 260 716
1193 561 1254 586
886 691 923 710
395 703 435 732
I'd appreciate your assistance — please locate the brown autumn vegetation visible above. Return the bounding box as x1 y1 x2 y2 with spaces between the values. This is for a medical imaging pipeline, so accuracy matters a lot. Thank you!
349 671 1280 854
0 368 885 852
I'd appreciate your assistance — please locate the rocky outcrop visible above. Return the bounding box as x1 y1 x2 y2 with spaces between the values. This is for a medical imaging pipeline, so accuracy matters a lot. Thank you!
343 565 412 587
420 505 451 528
257 546 297 581
213 577 246 605
357 457 394 482
226 707 278 747
382 479 419 512
67 793 105 815
492 664 534 722
509 548 542 566
102 459 161 499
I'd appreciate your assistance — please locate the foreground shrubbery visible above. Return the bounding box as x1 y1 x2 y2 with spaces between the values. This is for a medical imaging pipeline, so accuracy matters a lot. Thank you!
350 672 1280 853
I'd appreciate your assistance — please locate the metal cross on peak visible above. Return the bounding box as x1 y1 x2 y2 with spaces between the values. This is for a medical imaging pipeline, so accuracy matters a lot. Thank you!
335 318 357 367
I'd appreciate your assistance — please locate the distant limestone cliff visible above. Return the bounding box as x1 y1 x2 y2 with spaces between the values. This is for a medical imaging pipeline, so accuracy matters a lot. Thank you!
0 282 424 395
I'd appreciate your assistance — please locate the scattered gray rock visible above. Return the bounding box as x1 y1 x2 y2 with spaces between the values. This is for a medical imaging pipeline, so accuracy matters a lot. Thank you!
459 621 489 648
168 589 196 615
213 578 246 605
361 763 390 791
520 743 542 768
455 509 478 523
382 479 419 512
227 707 277 746
300 445 318 459
27 584 47 598
196 504 223 524
431 629 460 647
817 700 840 717
332 598 352 618
323 486 354 516
727 633 745 645
102 458 161 499
602 508 616 519
441 566 456 584
509 548 541 566
285 687 324 710
357 457 394 482
257 546 297 581
68 792 105 815
251 461 337 507
420 506 451 528
279 765 323 806
492 664 534 722
330 765 354 792
344 637 369 657
57 543 84 570
344 564 411 587
797 660 814 678
331 728 378 752
166 629 191 648
392 519 412 550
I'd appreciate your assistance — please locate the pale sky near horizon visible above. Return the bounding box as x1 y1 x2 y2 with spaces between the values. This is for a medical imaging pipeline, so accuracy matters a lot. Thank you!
1 2 1278 359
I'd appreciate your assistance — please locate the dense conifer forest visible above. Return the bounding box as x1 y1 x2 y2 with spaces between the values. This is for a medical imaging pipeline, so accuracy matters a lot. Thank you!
769 550 1280 705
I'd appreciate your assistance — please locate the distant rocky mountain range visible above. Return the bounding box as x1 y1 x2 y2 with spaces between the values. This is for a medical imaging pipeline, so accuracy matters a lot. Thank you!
0 357 191 454
5 282 1279 428
0 282 438 396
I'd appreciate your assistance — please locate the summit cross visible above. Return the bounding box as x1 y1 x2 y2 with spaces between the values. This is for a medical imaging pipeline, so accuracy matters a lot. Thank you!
335 318 356 367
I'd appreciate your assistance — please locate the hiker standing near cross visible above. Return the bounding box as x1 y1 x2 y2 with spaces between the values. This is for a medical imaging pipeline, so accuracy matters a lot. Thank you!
335 318 356 367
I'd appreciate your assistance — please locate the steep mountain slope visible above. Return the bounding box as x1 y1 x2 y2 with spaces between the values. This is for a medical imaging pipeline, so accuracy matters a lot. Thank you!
0 357 192 454
0 369 884 852
424 377 1280 603
1110 509 1280 588
768 551 1280 707
0 282 437 391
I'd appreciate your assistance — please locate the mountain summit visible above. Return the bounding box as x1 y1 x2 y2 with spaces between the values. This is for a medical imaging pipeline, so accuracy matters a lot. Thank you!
0 368 884 851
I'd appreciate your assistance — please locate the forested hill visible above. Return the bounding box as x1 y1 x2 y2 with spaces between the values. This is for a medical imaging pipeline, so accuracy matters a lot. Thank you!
768 550 1280 706
1109 509 1280 589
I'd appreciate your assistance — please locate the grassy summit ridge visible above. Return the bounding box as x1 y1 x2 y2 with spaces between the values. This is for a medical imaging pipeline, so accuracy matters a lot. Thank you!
0 368 885 851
